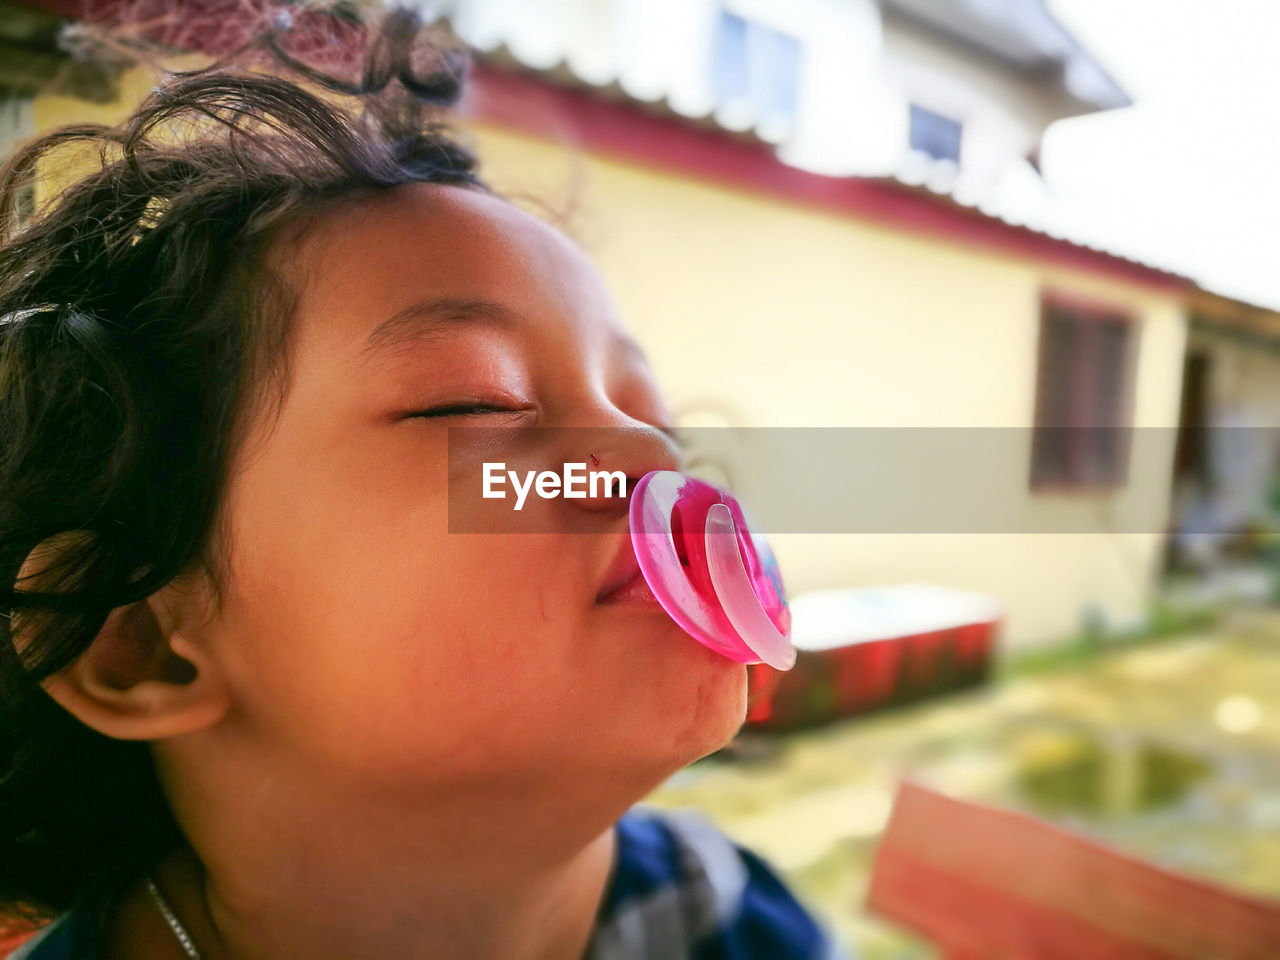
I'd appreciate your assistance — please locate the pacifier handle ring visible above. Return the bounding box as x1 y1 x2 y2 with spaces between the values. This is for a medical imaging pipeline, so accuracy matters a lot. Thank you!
705 504 797 671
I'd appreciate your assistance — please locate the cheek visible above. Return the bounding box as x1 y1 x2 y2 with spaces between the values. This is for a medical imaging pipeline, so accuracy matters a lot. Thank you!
219 507 599 772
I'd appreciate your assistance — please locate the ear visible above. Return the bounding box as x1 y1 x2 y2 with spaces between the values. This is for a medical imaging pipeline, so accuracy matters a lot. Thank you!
42 584 232 741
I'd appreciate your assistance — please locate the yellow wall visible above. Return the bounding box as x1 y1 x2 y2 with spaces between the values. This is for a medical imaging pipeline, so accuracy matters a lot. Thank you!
467 123 1188 648
27 62 212 206
32 66 160 132
25 71 1190 648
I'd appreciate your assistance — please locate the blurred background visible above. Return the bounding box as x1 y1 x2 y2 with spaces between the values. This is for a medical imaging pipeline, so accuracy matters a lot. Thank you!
5 0 1280 955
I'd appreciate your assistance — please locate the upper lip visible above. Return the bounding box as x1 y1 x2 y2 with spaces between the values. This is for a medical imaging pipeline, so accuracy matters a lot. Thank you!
596 532 644 602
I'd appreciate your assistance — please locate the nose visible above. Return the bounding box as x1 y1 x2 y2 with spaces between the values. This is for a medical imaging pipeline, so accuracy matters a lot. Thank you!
552 419 683 515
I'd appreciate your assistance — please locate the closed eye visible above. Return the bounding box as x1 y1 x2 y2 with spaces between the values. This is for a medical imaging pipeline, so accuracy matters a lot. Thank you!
406 403 531 420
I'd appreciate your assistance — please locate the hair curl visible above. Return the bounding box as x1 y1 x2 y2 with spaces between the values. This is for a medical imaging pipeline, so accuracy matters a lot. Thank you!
0 4 485 930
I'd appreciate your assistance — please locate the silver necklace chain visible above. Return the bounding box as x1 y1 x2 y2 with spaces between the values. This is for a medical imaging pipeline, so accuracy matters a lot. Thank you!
145 871 205 960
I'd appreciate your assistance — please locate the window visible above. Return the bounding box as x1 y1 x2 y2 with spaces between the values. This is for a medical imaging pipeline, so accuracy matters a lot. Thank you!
711 9 802 132
1030 296 1137 489
909 104 962 163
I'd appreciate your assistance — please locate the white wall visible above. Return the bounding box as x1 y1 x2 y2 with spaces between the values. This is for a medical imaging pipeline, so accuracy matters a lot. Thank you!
880 15 1076 189
443 0 1081 185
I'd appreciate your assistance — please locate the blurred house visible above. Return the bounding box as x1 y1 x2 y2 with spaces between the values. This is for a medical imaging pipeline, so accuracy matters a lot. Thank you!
0 0 1253 649
1168 291 1280 579
435 0 1189 649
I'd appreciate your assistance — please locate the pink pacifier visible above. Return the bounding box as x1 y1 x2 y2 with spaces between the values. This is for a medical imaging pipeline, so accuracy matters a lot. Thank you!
630 470 796 670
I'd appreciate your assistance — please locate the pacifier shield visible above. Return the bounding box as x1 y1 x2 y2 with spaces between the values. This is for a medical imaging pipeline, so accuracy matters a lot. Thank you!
629 471 794 669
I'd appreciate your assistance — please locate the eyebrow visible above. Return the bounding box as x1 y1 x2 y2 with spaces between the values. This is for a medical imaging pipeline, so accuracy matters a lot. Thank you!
362 297 522 357
362 296 652 371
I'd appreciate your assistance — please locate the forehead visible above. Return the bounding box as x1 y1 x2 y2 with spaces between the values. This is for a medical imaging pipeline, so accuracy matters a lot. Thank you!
283 183 621 356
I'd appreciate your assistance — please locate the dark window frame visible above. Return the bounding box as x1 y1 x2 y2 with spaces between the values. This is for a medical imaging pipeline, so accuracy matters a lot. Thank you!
1029 292 1140 493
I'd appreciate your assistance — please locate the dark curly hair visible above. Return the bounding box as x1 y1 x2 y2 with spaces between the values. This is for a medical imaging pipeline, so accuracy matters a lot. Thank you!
0 3 485 932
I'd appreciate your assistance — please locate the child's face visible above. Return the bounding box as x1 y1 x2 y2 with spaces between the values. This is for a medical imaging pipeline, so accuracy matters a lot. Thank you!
193 183 747 794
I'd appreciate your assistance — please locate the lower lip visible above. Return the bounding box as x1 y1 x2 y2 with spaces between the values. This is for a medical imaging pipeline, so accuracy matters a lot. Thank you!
597 574 664 606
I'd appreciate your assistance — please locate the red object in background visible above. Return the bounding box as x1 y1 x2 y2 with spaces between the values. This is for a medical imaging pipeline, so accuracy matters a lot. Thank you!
868 781 1280 959
745 618 997 731
0 926 40 955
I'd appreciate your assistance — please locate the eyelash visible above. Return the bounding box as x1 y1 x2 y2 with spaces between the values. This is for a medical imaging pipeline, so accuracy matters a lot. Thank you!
407 402 525 419
405 403 676 440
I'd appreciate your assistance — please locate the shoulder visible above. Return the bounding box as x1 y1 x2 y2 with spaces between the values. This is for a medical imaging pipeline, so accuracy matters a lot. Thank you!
5 907 99 960
589 804 851 960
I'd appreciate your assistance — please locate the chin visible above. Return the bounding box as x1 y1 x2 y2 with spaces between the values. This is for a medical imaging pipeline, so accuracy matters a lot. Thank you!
593 618 748 772
661 653 748 768
575 661 744 795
